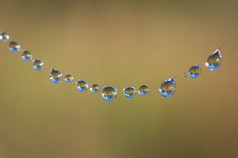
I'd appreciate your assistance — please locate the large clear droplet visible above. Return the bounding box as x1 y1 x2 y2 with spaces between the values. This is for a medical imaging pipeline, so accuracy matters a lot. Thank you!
64 74 74 83
90 83 100 93
159 78 176 97
123 86 136 98
9 41 21 52
21 50 32 61
76 80 89 92
32 59 44 71
50 68 63 83
138 85 150 96
188 64 201 79
0 31 9 41
205 49 222 70
102 87 117 101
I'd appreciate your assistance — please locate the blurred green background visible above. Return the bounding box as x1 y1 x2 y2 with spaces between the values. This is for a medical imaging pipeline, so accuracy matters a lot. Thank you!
0 0 238 158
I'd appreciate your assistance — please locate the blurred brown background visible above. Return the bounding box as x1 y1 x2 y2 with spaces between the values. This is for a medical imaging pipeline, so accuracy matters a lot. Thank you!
0 0 238 158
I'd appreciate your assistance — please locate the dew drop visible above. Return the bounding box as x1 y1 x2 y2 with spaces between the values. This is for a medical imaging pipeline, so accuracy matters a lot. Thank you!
123 86 137 98
32 59 44 71
205 49 222 70
21 50 32 61
9 41 20 52
64 74 74 83
159 78 176 97
0 31 9 41
188 64 201 79
90 83 100 93
50 68 63 83
184 72 187 78
138 85 150 96
76 80 89 92
102 86 117 101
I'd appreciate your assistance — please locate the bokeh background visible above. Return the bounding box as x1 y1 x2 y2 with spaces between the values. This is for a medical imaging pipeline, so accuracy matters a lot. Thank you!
0 0 238 158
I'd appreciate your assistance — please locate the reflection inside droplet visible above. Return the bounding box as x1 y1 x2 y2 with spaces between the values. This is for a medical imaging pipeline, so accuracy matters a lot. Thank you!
123 86 136 98
50 68 63 83
32 59 44 71
9 41 21 52
76 80 89 92
159 78 176 97
102 86 117 101
138 85 150 96
188 64 201 79
21 50 32 61
0 31 9 41
90 83 100 93
64 74 74 83
205 49 222 70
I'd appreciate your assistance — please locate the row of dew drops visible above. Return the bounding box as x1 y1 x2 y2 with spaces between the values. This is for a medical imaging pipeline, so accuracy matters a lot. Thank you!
0 31 222 101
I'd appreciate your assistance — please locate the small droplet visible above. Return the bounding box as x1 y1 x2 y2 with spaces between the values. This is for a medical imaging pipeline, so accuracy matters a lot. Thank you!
0 31 9 41
205 49 222 70
21 50 32 61
9 41 20 52
159 78 176 97
32 59 44 71
188 64 201 79
90 84 100 93
64 74 74 83
184 72 187 78
102 86 117 101
138 85 150 96
76 80 89 92
50 68 63 83
123 86 137 98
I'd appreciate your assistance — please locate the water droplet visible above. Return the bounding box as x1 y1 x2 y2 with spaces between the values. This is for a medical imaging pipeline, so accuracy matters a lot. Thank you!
102 86 117 101
64 74 74 83
9 41 20 52
159 78 176 97
76 80 89 92
205 49 222 70
50 68 63 83
184 72 187 78
32 59 44 71
188 64 201 79
0 31 9 41
123 86 137 98
138 85 150 96
21 50 32 61
90 83 100 93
